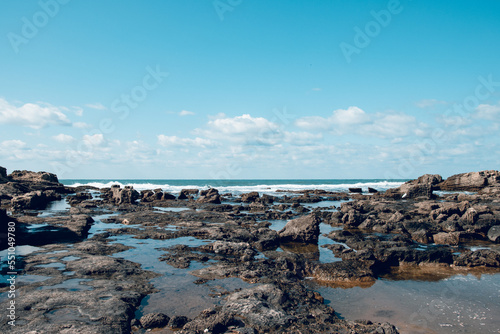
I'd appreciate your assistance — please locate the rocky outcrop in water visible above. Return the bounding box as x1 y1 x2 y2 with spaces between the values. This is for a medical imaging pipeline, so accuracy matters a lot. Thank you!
0 166 72 208
11 190 61 211
3 167 500 333
437 170 500 192
100 185 140 205
197 188 221 204
278 213 321 243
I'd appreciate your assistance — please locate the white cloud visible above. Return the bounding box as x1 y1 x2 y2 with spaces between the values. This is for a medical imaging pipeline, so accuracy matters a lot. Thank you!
208 112 227 120
284 131 323 145
53 134 75 143
0 139 26 150
179 110 195 116
415 99 448 108
157 135 215 148
86 103 107 110
331 106 369 125
83 134 104 147
296 107 424 138
475 102 500 120
62 106 84 116
295 106 369 132
73 122 92 129
362 112 419 138
196 114 282 145
0 98 71 129
295 116 331 131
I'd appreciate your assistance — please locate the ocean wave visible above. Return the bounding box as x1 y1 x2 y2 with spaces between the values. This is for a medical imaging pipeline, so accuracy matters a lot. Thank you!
65 180 404 195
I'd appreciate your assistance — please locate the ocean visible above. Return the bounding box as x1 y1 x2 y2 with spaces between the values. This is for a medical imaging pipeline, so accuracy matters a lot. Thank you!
60 179 407 195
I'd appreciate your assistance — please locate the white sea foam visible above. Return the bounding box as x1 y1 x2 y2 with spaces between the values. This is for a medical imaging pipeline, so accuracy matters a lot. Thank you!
66 180 404 195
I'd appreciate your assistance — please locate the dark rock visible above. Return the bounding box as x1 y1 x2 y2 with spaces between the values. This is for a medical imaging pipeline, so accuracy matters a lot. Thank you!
140 189 160 202
0 182 27 199
140 312 171 329
0 166 8 183
349 187 362 193
432 232 462 245
9 169 59 183
342 209 363 228
254 229 279 251
384 174 442 199
410 229 432 244
488 226 500 243
278 214 321 243
454 249 500 267
11 190 55 211
168 315 190 329
368 187 378 193
438 170 500 192
67 192 92 205
223 285 289 330
197 188 221 204
213 241 256 261
313 260 376 284
260 194 275 204
162 192 176 200
102 185 139 205
375 247 453 266
178 188 199 200
0 209 13 249
241 191 260 203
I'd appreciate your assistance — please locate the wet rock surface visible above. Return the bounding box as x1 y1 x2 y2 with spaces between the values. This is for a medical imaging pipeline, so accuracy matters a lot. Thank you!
2 167 500 333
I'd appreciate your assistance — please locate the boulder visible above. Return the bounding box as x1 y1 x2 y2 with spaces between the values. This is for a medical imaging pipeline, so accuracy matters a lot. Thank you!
385 174 442 199
488 226 500 243
454 249 500 267
140 190 160 202
241 191 260 203
1 167 69 195
432 232 461 245
11 190 58 211
278 214 320 243
178 188 199 200
67 192 92 205
161 192 176 200
9 169 59 183
140 313 170 329
431 231 480 245
0 182 29 199
212 241 256 261
367 187 378 193
64 214 94 236
374 247 453 266
313 260 376 283
438 170 500 192
222 285 289 330
197 188 221 204
0 166 8 183
348 187 362 193
168 315 190 329
105 185 139 204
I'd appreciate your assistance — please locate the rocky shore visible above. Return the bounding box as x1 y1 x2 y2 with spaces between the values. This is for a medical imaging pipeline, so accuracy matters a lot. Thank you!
1 166 499 333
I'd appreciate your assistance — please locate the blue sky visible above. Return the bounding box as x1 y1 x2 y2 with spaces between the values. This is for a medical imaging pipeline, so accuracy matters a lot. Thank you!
1 0 499 179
